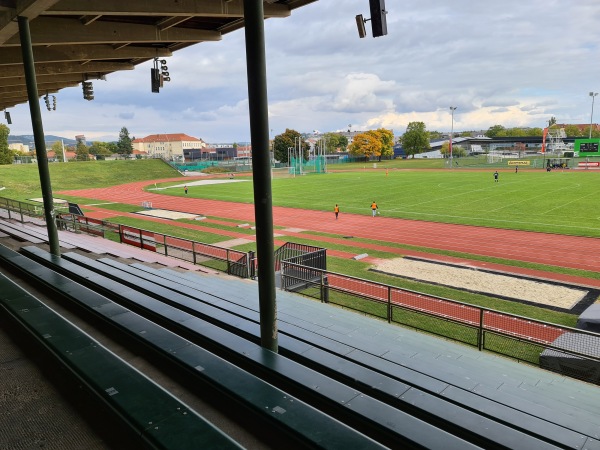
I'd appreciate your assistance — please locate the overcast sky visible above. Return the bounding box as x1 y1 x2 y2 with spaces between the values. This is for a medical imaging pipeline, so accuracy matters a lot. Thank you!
7 0 600 143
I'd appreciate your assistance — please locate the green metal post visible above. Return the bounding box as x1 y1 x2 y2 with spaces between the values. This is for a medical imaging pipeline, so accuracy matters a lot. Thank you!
387 287 392 323
17 16 60 256
478 309 485 351
243 0 278 352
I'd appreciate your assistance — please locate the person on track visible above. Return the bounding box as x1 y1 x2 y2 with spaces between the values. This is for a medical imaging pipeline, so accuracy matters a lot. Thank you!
334 204 340 220
371 200 378 217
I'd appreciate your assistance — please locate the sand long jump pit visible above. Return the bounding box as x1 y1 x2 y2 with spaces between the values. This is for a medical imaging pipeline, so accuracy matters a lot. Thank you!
135 209 201 220
373 258 590 311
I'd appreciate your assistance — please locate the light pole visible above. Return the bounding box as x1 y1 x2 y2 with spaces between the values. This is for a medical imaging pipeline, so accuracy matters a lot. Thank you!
449 106 457 166
589 92 598 139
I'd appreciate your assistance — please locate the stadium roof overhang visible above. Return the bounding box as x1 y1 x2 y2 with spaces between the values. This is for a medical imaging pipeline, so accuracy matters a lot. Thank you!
0 0 317 111
0 0 319 352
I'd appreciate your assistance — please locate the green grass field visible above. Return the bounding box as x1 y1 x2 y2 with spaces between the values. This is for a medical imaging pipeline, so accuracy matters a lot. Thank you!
0 160 596 327
159 169 600 237
0 159 179 202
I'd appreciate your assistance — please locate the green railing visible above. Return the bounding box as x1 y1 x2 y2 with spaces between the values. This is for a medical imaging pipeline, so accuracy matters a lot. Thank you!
281 260 600 385
56 213 255 278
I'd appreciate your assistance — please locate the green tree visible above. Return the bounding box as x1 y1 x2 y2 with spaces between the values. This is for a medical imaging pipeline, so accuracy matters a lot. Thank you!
117 127 133 155
527 127 544 136
440 142 466 158
485 124 506 138
51 141 65 161
563 125 581 137
0 124 13 165
105 142 118 154
400 122 430 158
587 126 600 138
548 116 557 127
89 141 113 157
322 132 348 153
75 142 90 161
506 128 525 137
273 129 308 164
453 145 467 157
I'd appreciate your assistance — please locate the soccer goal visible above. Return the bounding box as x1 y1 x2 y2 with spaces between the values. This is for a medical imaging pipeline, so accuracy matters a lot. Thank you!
487 153 503 164
271 167 296 178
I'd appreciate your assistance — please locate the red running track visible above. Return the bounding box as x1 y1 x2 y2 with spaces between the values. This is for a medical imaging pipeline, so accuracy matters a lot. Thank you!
60 178 593 344
60 178 600 273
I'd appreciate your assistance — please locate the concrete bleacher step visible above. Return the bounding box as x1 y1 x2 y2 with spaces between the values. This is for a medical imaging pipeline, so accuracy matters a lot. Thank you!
144 262 600 426
150 263 565 390
7 246 500 449
0 271 244 450
15 246 600 448
79 255 600 444
515 378 600 414
0 221 45 244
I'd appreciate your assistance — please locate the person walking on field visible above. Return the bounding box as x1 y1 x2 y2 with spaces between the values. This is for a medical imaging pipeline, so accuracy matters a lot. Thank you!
493 171 499 183
184 185 188 195
334 204 340 220
371 200 378 217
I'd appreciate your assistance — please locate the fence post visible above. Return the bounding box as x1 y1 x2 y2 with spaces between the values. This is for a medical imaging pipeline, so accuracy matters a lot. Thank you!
478 309 485 351
246 251 252 279
387 286 392 323
320 272 324 303
192 242 197 265
138 229 143 249
118 224 123 243
163 235 168 256
226 248 231 274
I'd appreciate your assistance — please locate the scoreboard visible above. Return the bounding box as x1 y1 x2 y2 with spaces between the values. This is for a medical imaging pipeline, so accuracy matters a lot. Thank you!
575 139 600 156
579 142 599 153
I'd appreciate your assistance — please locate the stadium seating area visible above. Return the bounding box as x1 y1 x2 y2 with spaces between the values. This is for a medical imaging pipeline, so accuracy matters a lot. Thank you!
1 232 600 448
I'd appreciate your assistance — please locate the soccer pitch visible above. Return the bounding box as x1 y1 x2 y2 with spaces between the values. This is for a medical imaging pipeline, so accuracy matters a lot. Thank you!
174 169 600 238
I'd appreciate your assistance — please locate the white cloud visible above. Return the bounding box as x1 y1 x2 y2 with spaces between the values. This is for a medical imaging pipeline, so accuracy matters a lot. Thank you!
7 0 600 141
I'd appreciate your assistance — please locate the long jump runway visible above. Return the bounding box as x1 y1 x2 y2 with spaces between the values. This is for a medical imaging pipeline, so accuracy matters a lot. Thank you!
59 178 600 274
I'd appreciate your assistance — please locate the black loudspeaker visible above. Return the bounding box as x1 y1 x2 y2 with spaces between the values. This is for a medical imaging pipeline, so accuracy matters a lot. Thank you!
4 111 11 124
369 0 388 37
356 14 366 38
151 68 161 93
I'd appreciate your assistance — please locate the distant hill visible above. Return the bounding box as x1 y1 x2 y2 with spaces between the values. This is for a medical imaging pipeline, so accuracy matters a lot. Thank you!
8 135 77 148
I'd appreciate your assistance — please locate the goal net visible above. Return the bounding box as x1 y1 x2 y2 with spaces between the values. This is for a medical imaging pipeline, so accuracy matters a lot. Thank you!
271 167 296 179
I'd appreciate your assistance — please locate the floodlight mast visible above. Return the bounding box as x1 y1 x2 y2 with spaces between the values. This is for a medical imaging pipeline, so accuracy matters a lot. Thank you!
589 92 598 139
449 106 457 167
356 0 388 38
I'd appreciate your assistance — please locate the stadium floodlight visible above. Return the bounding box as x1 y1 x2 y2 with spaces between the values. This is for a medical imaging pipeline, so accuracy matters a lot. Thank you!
152 57 171 92
356 1 388 39
449 106 457 167
151 68 161 93
82 81 94 100
356 15 367 38
589 92 598 139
